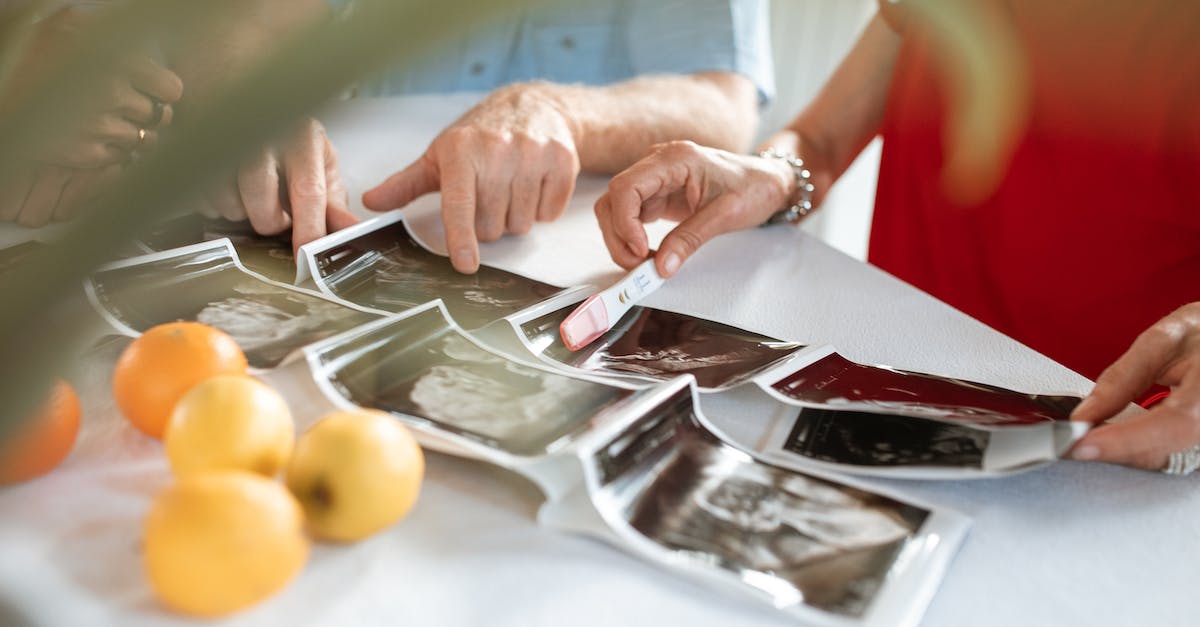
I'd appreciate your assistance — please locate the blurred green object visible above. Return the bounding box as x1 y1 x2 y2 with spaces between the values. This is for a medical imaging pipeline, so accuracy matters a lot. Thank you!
0 0 1016 440
0 0 542 438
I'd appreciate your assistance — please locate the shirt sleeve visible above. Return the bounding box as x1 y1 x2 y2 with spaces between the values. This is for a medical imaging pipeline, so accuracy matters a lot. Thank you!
626 0 776 106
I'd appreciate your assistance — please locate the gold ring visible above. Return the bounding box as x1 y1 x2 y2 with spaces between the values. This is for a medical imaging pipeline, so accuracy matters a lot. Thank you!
137 128 147 144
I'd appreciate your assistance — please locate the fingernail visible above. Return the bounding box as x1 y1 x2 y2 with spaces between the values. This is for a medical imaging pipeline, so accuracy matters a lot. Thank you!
455 248 478 272
660 252 681 277
1071 445 1100 460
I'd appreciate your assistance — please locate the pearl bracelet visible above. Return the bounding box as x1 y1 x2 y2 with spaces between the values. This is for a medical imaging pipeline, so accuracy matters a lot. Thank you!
758 149 816 225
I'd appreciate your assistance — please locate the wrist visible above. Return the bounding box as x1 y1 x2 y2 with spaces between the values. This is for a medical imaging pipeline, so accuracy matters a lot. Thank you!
502 81 582 137
758 149 815 225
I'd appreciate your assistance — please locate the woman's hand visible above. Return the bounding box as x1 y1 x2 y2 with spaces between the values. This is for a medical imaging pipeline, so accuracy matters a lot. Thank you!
594 140 796 278
0 6 183 226
5 6 183 169
42 54 182 168
1070 303 1200 471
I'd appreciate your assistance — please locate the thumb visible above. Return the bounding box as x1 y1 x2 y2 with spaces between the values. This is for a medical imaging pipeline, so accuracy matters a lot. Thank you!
363 156 438 212
654 195 741 278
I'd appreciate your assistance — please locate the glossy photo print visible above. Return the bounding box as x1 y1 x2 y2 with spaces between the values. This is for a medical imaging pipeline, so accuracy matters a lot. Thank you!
519 303 804 390
782 408 989 468
308 304 636 456
770 352 1081 426
308 218 563 328
591 389 929 618
138 213 298 283
87 241 378 369
0 240 47 278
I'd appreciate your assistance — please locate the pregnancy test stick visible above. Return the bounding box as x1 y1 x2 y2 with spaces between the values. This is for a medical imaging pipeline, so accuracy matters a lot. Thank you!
560 258 665 351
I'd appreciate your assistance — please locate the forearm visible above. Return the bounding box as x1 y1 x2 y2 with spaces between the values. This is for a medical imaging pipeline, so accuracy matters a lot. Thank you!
537 71 760 174
779 14 901 192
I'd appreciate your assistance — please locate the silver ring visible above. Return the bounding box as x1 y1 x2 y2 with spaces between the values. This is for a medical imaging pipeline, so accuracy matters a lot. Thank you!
1163 444 1200 476
137 127 147 144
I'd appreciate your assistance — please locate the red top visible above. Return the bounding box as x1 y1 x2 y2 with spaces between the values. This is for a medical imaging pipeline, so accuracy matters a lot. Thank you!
870 1 1200 381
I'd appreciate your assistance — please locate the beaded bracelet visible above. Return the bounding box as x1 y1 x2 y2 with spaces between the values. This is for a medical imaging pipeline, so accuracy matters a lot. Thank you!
758 149 816 225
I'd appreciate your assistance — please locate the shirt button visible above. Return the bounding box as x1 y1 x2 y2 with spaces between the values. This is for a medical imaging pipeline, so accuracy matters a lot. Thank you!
469 62 485 75
560 36 575 50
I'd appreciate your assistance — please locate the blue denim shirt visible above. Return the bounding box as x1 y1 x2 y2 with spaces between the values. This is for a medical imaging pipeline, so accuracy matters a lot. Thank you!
336 0 775 104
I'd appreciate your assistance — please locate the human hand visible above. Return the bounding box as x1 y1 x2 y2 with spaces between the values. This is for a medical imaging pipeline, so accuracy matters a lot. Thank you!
197 118 356 252
362 83 581 274
7 7 183 168
593 140 795 278
1070 303 1200 471
0 163 125 227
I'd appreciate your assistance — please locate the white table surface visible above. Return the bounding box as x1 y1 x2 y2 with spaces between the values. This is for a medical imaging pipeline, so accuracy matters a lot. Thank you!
1 95 1196 627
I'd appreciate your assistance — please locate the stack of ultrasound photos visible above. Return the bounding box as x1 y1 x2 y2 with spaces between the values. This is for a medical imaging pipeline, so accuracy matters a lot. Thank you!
55 209 1090 626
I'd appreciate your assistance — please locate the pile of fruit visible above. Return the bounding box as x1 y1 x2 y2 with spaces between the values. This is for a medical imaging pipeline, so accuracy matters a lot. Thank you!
5 321 426 617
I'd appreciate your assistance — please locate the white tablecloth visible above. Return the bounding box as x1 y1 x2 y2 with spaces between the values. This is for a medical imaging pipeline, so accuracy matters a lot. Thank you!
0 95 1196 627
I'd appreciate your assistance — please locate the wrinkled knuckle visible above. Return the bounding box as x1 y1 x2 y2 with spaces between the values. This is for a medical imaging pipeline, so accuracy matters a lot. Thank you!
1147 320 1185 345
477 225 503 242
484 141 513 164
288 174 326 201
438 126 478 151
514 133 542 153
671 228 704 255
441 187 474 208
661 140 700 158
509 219 533 236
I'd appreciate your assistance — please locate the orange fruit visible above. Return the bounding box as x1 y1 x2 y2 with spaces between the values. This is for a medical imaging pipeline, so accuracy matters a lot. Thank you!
113 322 248 439
165 375 294 478
143 471 309 617
0 380 81 485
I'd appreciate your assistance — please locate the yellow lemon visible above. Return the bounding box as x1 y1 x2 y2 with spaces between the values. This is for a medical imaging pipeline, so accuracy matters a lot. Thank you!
286 410 424 542
143 471 309 617
165 375 294 478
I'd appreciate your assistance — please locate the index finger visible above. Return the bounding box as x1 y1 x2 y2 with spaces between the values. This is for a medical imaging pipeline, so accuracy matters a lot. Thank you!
594 192 646 270
1072 321 1183 424
604 160 685 259
1071 362 1200 469
439 157 480 274
282 138 328 251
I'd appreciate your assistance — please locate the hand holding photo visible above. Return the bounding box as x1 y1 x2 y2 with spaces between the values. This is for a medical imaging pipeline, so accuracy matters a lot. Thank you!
561 257 665 351
754 348 1089 477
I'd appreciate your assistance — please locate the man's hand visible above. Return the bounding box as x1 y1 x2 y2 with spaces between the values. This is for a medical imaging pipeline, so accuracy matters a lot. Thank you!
594 141 796 278
363 83 581 274
198 118 357 252
1070 303 1200 470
